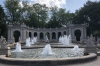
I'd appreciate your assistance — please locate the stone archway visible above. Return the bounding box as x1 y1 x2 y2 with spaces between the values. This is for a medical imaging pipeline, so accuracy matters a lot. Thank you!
58 32 62 39
64 31 66 35
13 30 20 42
29 32 32 38
74 30 81 41
40 32 44 40
46 32 50 39
52 32 56 39
34 32 37 37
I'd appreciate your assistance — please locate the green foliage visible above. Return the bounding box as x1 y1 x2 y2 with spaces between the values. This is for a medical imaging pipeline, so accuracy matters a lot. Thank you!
73 1 100 35
0 5 7 38
47 7 75 28
4 0 21 24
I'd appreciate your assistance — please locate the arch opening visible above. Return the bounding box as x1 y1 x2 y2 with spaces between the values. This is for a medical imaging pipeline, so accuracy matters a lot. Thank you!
64 31 66 35
46 32 50 39
58 32 62 39
13 30 20 42
29 32 32 38
34 32 37 37
74 30 81 41
52 32 56 39
40 32 44 39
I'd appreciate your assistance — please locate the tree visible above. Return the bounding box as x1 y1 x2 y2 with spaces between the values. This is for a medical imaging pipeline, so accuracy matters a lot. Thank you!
73 1 100 35
4 0 21 24
32 3 48 28
0 5 7 38
47 7 75 28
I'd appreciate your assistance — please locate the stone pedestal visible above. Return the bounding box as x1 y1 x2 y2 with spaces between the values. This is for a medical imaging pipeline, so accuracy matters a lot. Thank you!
84 45 97 54
0 47 11 57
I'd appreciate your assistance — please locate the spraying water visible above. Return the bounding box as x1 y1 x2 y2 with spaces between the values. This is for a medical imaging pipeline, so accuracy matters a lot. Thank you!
41 44 53 55
72 45 79 51
13 43 23 52
25 38 31 46
59 35 71 45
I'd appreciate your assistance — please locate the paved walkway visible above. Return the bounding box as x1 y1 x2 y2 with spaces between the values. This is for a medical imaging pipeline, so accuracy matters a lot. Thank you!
0 56 100 66
59 56 100 66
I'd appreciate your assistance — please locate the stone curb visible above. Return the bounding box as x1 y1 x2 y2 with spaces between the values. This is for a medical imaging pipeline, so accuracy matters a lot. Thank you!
97 52 100 56
0 53 97 66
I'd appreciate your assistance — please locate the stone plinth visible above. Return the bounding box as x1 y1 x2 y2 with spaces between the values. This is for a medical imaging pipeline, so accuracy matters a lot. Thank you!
84 45 97 54
0 47 11 57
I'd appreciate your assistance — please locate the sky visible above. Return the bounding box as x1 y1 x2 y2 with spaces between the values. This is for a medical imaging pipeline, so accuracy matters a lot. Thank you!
0 0 99 13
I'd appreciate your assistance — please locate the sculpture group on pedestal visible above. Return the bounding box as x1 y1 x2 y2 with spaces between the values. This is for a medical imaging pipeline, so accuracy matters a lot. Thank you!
0 36 8 48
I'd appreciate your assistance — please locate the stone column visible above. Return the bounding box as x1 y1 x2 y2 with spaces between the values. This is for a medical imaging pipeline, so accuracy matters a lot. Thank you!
61 32 63 36
31 32 33 38
11 29 14 43
20 28 23 42
50 32 52 41
56 32 58 41
83 27 87 43
21 28 26 43
44 32 46 41
8 28 12 43
71 28 74 39
37 32 40 41
80 28 83 43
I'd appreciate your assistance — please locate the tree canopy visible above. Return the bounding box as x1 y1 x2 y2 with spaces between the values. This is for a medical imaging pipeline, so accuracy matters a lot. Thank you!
0 5 7 38
2 0 100 38
73 1 100 36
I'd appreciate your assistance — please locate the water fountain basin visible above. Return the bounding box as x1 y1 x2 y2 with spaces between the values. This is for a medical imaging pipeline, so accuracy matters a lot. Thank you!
0 53 97 65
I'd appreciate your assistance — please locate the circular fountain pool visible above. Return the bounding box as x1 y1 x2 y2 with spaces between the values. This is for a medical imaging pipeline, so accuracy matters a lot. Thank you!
11 48 84 59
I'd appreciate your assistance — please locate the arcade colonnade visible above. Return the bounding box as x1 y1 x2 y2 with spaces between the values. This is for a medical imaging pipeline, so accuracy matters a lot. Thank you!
7 23 87 43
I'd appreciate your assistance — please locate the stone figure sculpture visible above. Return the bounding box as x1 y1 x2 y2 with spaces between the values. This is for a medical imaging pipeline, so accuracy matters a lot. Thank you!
0 36 8 48
86 34 95 46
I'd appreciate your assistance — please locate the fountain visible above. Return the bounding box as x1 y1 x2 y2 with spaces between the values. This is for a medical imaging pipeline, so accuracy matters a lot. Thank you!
13 42 23 52
59 35 71 45
41 44 53 55
25 38 31 47
0 36 97 66
33 37 37 43
72 45 79 52
46 35 49 43
30 37 34 44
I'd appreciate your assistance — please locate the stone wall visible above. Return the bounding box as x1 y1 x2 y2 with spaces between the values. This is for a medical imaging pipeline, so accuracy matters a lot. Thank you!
7 23 87 43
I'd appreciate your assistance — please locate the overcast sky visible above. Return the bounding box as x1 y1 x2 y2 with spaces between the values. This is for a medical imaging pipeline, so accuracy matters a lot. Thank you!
0 0 99 13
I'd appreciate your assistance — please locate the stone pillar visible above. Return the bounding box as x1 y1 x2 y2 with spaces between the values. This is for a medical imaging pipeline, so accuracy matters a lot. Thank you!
33 32 34 37
71 28 74 39
37 32 40 41
84 27 87 39
8 28 11 43
50 32 52 41
43 32 46 41
21 28 26 43
31 32 33 38
56 32 58 41
20 28 23 42
80 28 83 43
11 30 14 43
61 32 63 36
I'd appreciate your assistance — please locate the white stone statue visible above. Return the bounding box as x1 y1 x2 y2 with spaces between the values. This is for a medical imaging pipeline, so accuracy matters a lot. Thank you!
0 36 8 48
